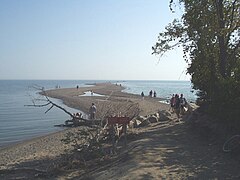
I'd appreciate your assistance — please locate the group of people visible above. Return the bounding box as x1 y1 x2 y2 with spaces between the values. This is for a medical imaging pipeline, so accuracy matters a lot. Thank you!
149 90 157 97
170 94 188 120
141 90 157 99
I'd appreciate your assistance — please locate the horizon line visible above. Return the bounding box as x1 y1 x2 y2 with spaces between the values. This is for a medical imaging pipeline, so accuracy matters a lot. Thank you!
0 79 191 82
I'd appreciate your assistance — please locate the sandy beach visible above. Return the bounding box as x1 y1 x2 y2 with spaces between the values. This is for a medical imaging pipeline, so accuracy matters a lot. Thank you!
1 83 240 179
44 82 170 117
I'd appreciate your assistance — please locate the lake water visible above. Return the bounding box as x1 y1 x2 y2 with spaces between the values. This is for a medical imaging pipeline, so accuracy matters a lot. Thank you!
0 80 196 148
121 80 197 102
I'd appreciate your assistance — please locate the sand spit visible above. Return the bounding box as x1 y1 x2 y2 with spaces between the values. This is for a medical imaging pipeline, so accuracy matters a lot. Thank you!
1 83 240 179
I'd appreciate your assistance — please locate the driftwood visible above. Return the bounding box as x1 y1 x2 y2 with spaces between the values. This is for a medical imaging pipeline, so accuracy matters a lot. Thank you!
25 85 101 128
26 85 141 156
55 119 102 127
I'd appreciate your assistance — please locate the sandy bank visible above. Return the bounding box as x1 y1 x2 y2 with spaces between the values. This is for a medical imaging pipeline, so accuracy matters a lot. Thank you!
0 83 169 176
2 83 238 179
44 82 169 117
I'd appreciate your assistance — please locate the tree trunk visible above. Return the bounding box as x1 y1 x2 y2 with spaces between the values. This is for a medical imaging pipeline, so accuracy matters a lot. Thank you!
216 0 227 78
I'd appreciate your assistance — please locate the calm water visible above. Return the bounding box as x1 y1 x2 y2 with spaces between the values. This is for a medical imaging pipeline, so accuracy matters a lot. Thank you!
122 80 197 102
0 80 196 148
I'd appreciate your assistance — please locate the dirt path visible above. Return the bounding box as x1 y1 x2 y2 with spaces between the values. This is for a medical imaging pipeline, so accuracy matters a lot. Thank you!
74 120 240 179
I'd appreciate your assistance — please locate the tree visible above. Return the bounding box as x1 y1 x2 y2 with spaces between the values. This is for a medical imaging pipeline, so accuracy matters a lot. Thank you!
152 0 240 123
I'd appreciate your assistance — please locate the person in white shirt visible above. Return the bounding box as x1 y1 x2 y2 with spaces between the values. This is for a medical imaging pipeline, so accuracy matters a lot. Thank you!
89 103 97 119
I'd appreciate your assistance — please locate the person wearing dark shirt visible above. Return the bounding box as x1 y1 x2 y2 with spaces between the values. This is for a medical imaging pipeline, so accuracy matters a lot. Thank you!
174 94 180 120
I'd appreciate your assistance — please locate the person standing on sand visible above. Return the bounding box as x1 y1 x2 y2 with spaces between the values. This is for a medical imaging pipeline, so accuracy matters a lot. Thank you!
149 90 153 97
174 94 181 121
153 91 157 97
89 103 97 119
141 92 144 100
170 94 175 112
180 94 187 115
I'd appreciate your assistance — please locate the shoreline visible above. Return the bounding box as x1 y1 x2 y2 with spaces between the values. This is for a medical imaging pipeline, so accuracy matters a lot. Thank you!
44 82 169 117
0 82 169 169
0 128 64 151
0 82 168 150
1 82 240 179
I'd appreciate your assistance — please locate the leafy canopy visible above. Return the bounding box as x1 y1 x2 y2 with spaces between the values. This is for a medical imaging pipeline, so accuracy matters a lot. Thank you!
153 0 240 123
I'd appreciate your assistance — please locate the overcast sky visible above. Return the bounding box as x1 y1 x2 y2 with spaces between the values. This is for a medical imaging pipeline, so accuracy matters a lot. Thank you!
0 0 190 80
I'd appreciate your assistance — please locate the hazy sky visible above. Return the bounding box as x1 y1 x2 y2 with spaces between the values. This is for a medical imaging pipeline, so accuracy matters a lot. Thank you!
0 0 190 80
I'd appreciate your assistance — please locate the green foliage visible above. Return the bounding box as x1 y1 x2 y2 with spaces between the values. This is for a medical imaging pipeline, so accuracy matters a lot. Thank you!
210 78 240 123
153 0 240 124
